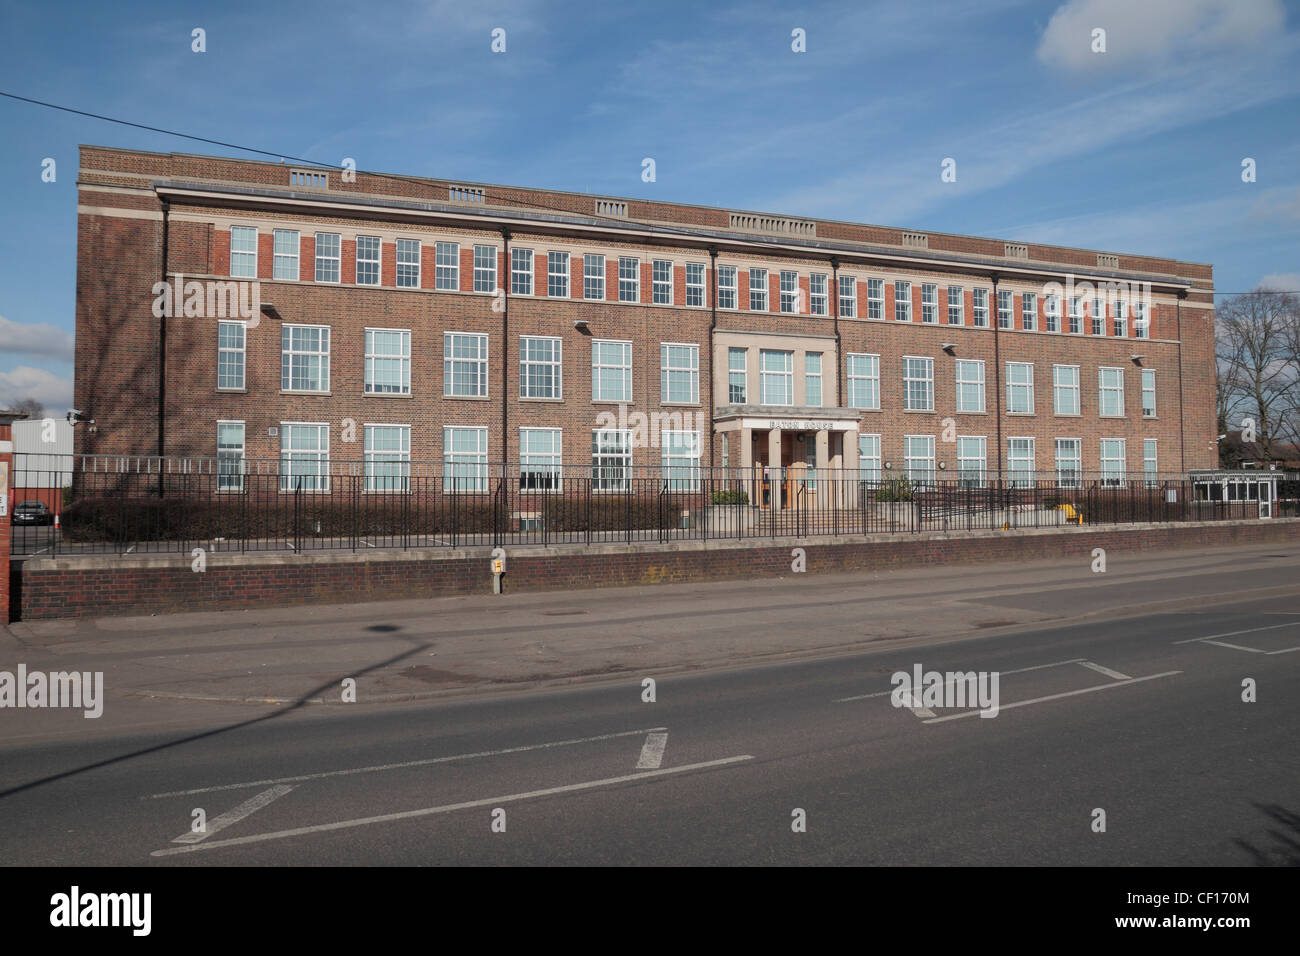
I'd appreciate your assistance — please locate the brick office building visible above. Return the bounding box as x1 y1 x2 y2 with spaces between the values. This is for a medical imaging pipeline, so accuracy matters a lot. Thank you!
74 145 1217 504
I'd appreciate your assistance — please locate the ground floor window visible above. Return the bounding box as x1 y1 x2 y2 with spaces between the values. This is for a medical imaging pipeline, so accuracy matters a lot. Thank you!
217 421 244 492
904 435 935 487
661 430 701 491
444 426 488 492
592 429 632 491
520 428 562 491
364 424 410 492
956 436 986 487
280 423 329 492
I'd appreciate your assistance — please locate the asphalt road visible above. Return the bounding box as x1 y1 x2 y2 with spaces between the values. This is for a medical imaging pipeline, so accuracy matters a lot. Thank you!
1 592 1297 865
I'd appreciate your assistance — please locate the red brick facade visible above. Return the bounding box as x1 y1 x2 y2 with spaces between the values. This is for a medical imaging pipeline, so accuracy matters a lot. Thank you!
74 145 1217 477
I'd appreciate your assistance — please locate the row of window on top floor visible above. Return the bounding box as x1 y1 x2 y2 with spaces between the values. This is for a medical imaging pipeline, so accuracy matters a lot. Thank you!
223 225 1151 338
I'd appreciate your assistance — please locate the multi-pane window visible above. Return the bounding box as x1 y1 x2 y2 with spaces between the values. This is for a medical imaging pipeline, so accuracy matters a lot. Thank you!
217 421 245 492
956 436 986 487
592 340 631 402
473 244 497 292
1113 298 1127 337
947 285 964 325
395 239 420 288
1053 364 1080 415
653 259 673 305
444 426 488 492
1099 367 1125 417
1007 437 1036 487
780 270 799 313
661 344 699 404
435 241 459 290
511 247 533 295
1055 438 1082 488
1134 301 1149 339
759 349 793 405
904 435 935 486
520 335 562 399
1045 293 1060 333
217 321 246 389
1144 439 1158 485
364 328 411 395
592 429 632 491
1091 297 1105 336
315 232 340 283
998 290 1014 329
281 325 330 392
1022 292 1036 331
1100 438 1127 486
230 226 257 278
717 265 738 310
661 431 701 491
443 332 489 397
520 428 562 491
273 229 299 280
809 273 828 316
846 353 880 410
547 251 569 298
805 353 822 407
619 256 640 302
749 268 769 311
973 288 989 327
867 278 884 319
838 275 857 318
728 347 747 403
685 262 706 307
1141 369 1156 418
1068 296 1082 334
364 424 410 492
583 253 605 300
357 235 381 285
903 356 934 411
894 280 912 321
857 434 882 482
955 359 985 413
280 423 329 492
921 283 938 324
1006 362 1034 414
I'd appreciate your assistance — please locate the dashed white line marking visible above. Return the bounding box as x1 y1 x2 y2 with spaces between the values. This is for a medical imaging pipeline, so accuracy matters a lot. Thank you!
1078 661 1130 681
1200 639 1264 653
833 658 1086 703
151 755 754 856
171 785 295 844
145 726 669 799
636 732 668 769
922 671 1181 724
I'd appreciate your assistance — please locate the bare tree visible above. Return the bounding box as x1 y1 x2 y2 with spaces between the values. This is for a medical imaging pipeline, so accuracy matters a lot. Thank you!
1215 290 1300 465
2 396 45 419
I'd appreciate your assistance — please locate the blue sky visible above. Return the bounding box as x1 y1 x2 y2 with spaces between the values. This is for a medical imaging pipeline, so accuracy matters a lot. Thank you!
1 0 1298 413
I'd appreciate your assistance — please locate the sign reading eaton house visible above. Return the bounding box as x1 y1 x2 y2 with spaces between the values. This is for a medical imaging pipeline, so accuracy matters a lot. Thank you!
740 418 858 432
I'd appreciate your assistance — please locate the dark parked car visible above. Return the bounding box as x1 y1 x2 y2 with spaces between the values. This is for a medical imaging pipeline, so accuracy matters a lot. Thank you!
11 500 53 525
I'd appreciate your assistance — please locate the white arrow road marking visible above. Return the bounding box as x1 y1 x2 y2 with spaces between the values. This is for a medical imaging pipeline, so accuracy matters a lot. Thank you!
151 756 753 857
636 732 668 769
171 785 296 844
922 671 1181 724
1078 661 1130 681
146 726 668 799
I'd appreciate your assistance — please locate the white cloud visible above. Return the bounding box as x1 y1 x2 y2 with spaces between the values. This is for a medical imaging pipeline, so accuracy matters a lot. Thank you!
0 366 73 414
0 315 75 361
1256 273 1300 291
1037 0 1285 71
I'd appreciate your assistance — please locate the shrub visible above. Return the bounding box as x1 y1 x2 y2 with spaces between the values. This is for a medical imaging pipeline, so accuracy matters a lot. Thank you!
711 489 750 505
874 476 914 502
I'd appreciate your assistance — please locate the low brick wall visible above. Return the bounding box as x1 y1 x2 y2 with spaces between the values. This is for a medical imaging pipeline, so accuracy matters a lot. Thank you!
10 519 1300 621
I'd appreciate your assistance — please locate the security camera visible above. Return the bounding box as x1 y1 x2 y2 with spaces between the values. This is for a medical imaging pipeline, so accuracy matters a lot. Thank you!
67 409 84 419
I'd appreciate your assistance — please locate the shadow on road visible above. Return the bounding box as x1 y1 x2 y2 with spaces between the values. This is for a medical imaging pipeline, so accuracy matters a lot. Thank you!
1232 802 1300 866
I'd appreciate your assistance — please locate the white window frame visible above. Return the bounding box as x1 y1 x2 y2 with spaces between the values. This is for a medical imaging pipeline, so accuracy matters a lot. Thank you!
1053 364 1080 416
947 285 964 325
280 422 329 492
727 347 747 404
685 262 706 307
867 278 884 320
444 426 489 493
217 320 246 390
281 324 330 392
273 229 299 281
1006 361 1034 414
1021 292 1036 331
805 352 822 407
473 244 497 293
956 436 986 487
998 289 1013 329
395 238 421 288
1099 366 1125 417
584 253 606 300
653 259 673 305
315 232 341 283
759 349 793 406
858 433 882 482
364 328 412 396
838 275 857 318
619 256 640 302
1091 297 1105 336
661 430 701 492
592 339 632 403
1068 295 1082 334
1055 438 1082 488
230 225 257 278
217 420 245 492
1100 438 1127 487
749 268 769 312
660 343 699 404
1006 436 1036 487
921 283 938 324
972 288 989 328
520 427 562 492
592 428 632 492
363 424 411 493
717 265 737 310
443 332 489 398
955 359 985 413
1045 293 1060 333
780 270 799 313
435 241 459 291
903 355 934 411
1134 301 1149 339
520 335 562 400
809 273 828 316
511 247 534 296
846 353 880 410
356 235 381 286
1143 439 1158 486
904 435 936 487
1141 369 1156 418
547 251 569 298
894 280 912 321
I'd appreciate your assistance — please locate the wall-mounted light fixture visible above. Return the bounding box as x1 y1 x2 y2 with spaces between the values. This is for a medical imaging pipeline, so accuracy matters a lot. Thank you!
574 319 591 335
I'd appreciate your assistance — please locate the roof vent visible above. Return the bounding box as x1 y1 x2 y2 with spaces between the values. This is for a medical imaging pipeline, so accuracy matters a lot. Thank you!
901 232 929 249
729 213 816 237
449 185 485 203
1097 253 1119 269
595 200 628 218
1005 242 1029 260
289 170 328 189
